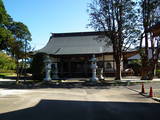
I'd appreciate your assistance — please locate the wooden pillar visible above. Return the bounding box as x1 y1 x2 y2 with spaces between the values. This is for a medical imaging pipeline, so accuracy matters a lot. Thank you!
103 53 105 72
69 61 71 77
60 61 63 77
113 60 115 72
83 60 88 77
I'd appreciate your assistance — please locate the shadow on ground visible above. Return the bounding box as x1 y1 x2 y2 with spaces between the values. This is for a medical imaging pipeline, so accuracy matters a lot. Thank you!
0 80 116 89
0 76 133 89
0 100 159 120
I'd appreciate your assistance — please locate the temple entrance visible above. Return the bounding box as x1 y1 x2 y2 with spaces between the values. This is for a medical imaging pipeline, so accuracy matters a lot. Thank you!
57 56 92 78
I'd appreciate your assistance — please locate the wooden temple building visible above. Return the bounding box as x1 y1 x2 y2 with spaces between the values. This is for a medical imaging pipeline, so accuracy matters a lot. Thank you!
35 31 137 78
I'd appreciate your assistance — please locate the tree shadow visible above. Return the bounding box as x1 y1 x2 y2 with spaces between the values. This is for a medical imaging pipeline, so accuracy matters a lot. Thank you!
0 77 117 89
0 76 133 89
0 100 159 120
0 80 114 89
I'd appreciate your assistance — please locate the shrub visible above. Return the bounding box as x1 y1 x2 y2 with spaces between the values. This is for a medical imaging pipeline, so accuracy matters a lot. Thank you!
127 60 141 76
0 52 16 71
30 53 45 80
156 69 160 78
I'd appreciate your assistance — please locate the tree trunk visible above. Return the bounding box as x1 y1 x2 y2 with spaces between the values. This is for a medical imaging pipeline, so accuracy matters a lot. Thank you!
115 56 122 80
24 39 27 82
16 59 20 84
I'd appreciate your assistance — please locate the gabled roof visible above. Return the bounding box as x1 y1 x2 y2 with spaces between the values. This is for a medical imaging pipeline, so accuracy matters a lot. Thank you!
128 48 160 60
37 31 112 55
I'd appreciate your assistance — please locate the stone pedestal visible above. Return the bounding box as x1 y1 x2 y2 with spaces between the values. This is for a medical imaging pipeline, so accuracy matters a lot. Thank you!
44 55 52 81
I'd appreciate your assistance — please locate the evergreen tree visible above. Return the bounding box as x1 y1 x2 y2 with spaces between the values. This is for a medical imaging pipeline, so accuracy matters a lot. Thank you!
0 0 13 50
8 22 32 82
0 0 32 82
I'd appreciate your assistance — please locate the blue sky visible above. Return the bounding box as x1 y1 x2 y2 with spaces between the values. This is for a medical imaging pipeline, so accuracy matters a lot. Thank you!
3 0 93 50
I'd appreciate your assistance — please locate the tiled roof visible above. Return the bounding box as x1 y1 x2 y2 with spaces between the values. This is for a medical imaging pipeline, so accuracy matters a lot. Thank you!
37 31 112 55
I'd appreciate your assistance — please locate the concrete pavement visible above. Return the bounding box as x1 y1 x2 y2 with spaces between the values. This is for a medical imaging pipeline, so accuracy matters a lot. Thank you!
0 86 159 120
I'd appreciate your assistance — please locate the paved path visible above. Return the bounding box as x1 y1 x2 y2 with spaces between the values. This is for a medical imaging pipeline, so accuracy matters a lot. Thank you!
128 82 160 97
0 86 159 120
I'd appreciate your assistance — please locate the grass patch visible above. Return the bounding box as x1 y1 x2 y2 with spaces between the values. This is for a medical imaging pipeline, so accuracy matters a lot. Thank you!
0 72 16 77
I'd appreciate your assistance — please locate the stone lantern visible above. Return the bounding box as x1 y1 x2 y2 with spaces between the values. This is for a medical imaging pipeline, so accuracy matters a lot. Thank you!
44 55 52 81
90 54 98 82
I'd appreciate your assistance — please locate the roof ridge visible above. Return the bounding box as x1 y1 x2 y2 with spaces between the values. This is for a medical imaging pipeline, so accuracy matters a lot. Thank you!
52 31 105 38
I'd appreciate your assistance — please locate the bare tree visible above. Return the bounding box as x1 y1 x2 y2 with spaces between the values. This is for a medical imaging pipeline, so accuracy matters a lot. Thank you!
139 0 160 80
88 0 140 80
